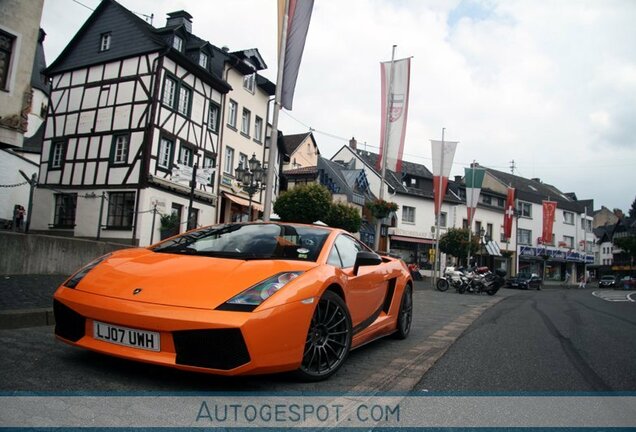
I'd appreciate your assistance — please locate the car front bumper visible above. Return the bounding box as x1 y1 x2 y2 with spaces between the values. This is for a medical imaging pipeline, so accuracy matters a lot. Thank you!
53 286 315 376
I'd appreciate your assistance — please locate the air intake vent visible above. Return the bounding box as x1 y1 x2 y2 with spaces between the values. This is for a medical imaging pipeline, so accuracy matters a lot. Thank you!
173 328 250 370
54 300 86 342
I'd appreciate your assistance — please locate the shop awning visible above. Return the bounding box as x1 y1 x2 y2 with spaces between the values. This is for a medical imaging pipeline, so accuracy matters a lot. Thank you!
390 235 435 244
485 240 502 256
223 192 264 212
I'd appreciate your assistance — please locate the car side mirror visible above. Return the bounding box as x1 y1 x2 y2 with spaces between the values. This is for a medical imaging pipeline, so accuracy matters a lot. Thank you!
353 251 382 275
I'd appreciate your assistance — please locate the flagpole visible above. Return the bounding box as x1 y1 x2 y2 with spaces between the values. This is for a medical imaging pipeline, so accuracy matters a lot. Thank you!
467 160 475 267
375 44 396 251
263 0 290 222
433 127 445 287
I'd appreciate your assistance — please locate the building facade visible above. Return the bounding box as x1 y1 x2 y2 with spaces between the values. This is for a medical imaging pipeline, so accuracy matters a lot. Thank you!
0 0 45 226
30 0 275 245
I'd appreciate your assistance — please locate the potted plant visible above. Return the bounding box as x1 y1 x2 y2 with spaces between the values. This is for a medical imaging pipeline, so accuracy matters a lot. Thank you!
160 213 180 240
365 198 399 220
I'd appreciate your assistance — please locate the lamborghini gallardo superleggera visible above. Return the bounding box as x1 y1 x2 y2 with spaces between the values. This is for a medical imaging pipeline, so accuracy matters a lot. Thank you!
53 222 413 380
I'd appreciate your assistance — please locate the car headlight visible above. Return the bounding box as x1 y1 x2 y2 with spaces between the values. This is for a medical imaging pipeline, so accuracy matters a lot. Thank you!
217 272 302 312
64 253 112 288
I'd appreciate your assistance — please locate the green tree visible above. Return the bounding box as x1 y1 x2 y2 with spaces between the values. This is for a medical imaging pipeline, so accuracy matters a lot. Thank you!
614 236 636 261
629 196 636 219
273 183 332 224
324 202 362 233
439 228 480 264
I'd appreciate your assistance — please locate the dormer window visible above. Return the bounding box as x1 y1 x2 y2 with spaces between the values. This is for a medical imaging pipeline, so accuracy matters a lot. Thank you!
199 53 208 69
99 32 111 52
173 35 183 51
243 73 255 93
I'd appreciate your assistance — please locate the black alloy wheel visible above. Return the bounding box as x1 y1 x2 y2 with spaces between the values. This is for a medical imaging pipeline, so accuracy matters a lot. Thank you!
393 284 413 339
297 290 352 381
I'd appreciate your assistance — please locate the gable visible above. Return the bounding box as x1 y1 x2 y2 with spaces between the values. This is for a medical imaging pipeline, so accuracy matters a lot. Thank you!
47 0 163 74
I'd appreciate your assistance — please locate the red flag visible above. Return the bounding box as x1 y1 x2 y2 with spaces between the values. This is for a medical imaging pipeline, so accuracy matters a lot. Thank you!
377 57 411 173
503 187 515 239
542 200 557 244
433 176 449 216
278 0 314 110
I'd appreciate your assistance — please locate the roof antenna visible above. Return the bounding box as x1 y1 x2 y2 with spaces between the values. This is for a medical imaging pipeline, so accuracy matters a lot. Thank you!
509 159 516 175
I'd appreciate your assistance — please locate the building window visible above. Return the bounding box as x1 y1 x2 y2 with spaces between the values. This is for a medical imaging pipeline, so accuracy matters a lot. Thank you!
53 194 77 228
50 141 65 169
203 155 215 186
563 236 574 249
517 228 532 245
481 195 492 205
172 35 183 51
162 76 177 107
208 102 220 132
158 137 174 169
163 75 191 117
241 108 251 135
179 145 193 167
402 206 415 224
228 100 238 128
0 30 16 90
187 207 199 230
171 203 183 235
254 116 263 142
564 211 574 225
107 192 135 229
111 135 129 165
199 53 208 69
243 73 255 92
475 221 482 236
177 85 191 116
239 153 248 170
439 212 447 227
516 201 532 218
99 32 111 52
224 146 234 175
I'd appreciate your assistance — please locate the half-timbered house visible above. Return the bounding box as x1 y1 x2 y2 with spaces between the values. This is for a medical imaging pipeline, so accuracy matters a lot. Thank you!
30 0 274 245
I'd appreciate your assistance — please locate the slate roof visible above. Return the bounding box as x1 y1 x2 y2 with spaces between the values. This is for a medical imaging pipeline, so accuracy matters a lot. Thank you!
281 132 315 157
482 166 592 213
350 149 461 203
44 0 277 95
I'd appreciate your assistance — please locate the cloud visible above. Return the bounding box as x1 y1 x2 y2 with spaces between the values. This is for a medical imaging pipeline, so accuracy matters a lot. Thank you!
40 0 636 211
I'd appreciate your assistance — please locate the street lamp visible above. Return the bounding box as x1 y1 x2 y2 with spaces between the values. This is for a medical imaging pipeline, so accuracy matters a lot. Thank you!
235 153 267 221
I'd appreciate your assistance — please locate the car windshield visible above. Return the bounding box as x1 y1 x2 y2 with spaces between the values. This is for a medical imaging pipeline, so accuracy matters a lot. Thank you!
601 276 615 280
151 223 330 261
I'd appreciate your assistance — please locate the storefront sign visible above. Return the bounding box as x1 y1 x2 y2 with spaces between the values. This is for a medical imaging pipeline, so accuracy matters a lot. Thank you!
519 245 593 263
388 227 433 239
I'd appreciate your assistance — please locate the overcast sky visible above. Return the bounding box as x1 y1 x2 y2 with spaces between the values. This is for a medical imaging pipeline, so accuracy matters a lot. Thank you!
40 0 636 213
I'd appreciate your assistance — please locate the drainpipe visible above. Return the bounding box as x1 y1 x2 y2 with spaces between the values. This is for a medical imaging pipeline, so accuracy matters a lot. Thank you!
133 47 169 245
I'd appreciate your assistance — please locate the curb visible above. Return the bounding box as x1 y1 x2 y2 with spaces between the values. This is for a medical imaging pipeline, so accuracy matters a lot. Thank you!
0 308 54 330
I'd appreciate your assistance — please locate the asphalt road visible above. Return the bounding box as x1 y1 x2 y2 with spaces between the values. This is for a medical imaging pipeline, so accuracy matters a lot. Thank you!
415 288 636 392
0 283 503 392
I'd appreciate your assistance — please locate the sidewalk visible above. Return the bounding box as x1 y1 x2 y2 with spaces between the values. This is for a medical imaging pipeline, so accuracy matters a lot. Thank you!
0 274 68 329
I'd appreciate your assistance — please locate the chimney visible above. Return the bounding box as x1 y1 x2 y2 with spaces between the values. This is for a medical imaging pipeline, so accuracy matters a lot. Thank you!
222 46 230 52
166 11 193 33
454 175 462 183
531 177 541 183
349 137 357 150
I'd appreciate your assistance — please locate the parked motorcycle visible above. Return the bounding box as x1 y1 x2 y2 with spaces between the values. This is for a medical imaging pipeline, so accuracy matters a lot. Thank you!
437 266 471 293
465 267 507 295
438 266 507 296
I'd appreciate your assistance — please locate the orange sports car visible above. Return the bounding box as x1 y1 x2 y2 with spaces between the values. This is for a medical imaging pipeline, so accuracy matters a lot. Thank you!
53 222 413 380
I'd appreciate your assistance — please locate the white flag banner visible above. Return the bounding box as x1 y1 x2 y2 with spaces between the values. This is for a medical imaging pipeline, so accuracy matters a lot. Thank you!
430 140 458 177
378 57 411 173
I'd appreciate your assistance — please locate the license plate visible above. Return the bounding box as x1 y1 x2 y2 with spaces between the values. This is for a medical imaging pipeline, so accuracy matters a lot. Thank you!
93 321 160 352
